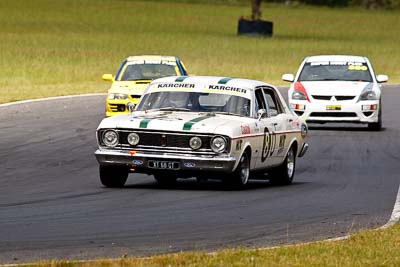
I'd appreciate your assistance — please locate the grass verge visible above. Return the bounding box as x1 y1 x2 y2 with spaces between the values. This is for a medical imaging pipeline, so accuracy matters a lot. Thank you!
26 223 399 266
0 0 399 104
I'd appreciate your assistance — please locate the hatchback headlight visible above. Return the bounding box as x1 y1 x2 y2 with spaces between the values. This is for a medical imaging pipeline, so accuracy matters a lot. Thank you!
211 136 227 153
189 136 202 150
127 133 140 146
102 130 119 147
359 90 377 101
108 93 128 100
292 91 307 100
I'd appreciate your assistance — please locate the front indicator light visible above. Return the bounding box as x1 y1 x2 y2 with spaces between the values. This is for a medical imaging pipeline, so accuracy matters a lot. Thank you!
362 104 378 111
290 103 306 110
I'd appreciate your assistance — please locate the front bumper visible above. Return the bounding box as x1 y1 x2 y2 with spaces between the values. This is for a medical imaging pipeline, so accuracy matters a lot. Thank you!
290 100 380 123
95 149 237 174
298 142 308 158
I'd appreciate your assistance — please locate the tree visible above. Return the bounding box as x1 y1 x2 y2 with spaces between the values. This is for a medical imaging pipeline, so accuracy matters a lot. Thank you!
251 0 262 20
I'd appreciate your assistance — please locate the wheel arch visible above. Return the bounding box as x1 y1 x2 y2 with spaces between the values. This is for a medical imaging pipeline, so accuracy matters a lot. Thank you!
288 138 298 157
233 144 252 171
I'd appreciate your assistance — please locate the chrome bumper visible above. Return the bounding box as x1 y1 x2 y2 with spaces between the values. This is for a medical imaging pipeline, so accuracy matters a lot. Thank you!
298 142 309 158
95 149 237 173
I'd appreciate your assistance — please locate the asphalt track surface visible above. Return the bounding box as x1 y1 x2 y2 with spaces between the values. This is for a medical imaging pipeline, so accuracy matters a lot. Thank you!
0 86 399 264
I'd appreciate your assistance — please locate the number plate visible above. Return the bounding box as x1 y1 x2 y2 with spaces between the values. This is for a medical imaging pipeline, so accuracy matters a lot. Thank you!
326 105 341 111
148 160 180 170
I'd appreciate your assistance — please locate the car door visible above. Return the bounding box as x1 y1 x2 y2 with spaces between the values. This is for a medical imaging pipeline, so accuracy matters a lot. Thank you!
263 87 292 165
254 88 279 170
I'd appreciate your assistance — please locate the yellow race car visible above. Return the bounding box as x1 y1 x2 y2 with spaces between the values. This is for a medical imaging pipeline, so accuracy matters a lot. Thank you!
102 55 189 116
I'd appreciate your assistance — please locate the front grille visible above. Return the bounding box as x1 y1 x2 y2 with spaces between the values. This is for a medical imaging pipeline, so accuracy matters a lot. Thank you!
109 104 126 112
310 112 357 117
130 95 141 99
335 96 355 101
118 131 213 149
312 95 332 100
311 95 356 101
98 129 230 155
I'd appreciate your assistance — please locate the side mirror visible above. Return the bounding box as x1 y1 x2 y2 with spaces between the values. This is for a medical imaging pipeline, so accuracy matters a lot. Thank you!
376 74 388 83
257 109 267 120
127 102 136 114
102 74 114 82
282 74 294 82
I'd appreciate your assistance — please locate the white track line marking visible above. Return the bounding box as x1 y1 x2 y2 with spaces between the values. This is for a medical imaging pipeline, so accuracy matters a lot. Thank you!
382 184 400 228
0 93 106 108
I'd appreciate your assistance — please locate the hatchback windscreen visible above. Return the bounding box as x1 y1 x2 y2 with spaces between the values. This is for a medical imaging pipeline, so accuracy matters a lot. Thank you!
136 91 251 117
119 63 178 81
298 62 373 82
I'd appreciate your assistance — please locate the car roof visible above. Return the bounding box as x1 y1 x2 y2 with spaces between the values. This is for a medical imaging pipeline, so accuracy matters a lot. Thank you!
305 55 368 63
150 76 274 91
126 55 179 62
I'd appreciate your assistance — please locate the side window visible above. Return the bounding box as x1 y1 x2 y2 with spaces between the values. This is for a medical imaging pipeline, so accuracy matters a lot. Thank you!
263 88 284 116
255 89 267 109
254 89 267 117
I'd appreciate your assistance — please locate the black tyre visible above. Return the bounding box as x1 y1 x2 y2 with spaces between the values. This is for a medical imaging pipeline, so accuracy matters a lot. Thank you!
154 173 177 186
269 146 296 186
228 151 250 188
368 103 382 131
99 165 129 188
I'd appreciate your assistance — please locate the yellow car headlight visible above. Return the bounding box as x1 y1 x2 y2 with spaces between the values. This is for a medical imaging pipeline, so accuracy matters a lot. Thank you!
108 93 128 100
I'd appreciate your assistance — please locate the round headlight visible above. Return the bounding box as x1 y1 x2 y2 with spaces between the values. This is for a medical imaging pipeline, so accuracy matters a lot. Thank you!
102 130 119 147
189 136 202 150
127 133 140 146
211 136 227 153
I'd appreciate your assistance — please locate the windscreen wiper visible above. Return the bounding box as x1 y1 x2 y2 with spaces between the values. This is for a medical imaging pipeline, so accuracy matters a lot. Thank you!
157 107 191 112
212 111 244 117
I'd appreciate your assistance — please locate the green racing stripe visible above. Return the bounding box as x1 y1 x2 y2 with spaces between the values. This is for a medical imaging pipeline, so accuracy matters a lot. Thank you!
139 119 151 128
175 76 188 82
218 77 232 84
139 115 213 130
183 115 213 131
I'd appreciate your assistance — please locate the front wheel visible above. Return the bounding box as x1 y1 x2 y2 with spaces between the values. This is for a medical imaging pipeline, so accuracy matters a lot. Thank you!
99 165 129 188
368 104 382 131
269 146 296 185
227 151 250 188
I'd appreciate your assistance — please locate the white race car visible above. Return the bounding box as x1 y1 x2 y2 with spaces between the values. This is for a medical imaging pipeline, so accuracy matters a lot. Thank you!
95 76 308 188
282 55 388 130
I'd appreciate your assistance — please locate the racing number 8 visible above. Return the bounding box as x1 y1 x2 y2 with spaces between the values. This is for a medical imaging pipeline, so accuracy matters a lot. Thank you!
261 127 276 162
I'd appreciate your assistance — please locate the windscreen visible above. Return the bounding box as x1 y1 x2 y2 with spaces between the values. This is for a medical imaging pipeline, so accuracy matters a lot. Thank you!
118 63 178 81
136 91 251 117
298 61 373 82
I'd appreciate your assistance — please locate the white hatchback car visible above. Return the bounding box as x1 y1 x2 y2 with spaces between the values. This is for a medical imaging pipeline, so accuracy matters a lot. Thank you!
282 55 388 130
